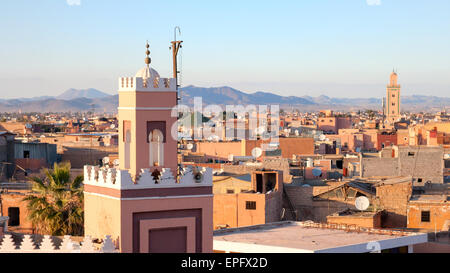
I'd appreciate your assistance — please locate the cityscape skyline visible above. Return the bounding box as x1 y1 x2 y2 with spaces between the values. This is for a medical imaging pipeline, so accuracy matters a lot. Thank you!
1 0 449 99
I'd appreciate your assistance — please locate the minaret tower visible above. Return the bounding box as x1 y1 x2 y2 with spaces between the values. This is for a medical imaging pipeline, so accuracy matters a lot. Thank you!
386 70 401 125
118 41 178 178
83 42 213 253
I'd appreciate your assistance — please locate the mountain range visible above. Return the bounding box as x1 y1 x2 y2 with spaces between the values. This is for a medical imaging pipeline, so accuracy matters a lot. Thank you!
0 86 449 113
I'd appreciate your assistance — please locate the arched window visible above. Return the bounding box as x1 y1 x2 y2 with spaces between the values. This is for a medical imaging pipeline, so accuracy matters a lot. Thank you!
149 129 164 166
124 129 131 169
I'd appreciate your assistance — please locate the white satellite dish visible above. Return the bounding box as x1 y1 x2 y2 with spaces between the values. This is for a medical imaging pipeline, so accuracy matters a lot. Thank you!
113 159 119 166
256 126 265 135
251 147 263 158
355 196 370 211
319 134 326 141
228 154 234 162
102 157 110 164
110 124 116 129
312 168 322 177
186 143 193 150
295 130 299 136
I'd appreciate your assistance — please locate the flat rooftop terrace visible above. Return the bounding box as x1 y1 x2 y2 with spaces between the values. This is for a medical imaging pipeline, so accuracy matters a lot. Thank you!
213 221 427 253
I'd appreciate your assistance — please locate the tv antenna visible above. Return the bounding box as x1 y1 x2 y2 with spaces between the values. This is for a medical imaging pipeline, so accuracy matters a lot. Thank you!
170 26 183 92
170 26 183 180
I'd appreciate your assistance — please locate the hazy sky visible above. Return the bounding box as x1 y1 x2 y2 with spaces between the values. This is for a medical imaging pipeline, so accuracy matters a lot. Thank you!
0 0 449 99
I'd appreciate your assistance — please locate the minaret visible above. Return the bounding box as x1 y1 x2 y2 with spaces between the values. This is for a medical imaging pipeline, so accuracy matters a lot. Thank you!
386 69 401 125
118 41 178 178
83 42 213 253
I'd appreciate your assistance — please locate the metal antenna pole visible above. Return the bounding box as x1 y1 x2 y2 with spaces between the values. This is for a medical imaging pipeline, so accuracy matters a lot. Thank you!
171 26 183 91
171 27 183 181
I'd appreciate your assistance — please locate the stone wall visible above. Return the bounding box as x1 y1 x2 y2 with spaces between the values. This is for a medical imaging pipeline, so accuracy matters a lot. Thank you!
284 184 357 222
398 146 444 185
361 157 399 177
375 181 412 228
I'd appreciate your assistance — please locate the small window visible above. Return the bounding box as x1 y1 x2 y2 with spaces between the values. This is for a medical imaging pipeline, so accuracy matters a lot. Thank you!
226 189 235 194
421 211 430 222
417 178 423 183
23 150 30 158
408 152 415 156
8 207 20 226
347 188 357 198
246 201 256 210
392 103 395 106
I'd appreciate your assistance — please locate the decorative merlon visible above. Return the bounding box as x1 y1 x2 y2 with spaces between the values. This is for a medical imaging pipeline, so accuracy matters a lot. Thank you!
0 234 117 253
83 165 213 190
118 77 176 92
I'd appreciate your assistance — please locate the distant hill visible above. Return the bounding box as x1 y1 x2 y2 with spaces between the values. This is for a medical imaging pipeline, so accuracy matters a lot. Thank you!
56 88 111 100
0 85 449 113
0 95 119 113
180 85 314 105
180 85 450 112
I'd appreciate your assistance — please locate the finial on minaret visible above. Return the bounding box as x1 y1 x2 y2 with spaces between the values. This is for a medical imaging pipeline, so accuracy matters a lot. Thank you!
145 41 151 67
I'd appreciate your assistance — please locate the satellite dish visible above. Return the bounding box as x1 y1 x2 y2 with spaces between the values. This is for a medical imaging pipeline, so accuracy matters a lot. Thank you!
186 143 193 150
319 134 326 141
228 154 234 162
251 147 263 158
193 169 204 183
312 168 322 177
110 124 116 129
355 196 370 211
295 130 299 136
102 157 110 165
113 159 119 166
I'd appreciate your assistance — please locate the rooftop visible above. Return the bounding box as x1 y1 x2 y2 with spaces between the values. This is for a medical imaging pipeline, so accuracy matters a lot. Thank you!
329 209 380 218
213 221 427 253
409 194 449 203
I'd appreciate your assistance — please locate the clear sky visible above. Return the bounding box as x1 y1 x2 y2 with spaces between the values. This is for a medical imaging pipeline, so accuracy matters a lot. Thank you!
0 0 449 99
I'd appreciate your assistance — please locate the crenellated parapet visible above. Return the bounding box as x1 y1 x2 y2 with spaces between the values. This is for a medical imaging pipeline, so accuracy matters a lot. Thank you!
0 234 117 253
83 165 212 190
118 76 176 92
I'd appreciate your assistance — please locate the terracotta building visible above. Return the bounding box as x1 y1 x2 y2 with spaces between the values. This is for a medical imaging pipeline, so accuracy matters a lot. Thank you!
317 116 352 134
213 170 283 230
407 194 450 232
194 137 314 161
0 185 34 234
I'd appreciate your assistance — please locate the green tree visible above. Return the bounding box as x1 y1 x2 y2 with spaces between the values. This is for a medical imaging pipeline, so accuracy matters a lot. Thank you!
23 162 84 236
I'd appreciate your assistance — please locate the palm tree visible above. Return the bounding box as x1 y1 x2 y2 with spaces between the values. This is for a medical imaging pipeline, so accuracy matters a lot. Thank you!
23 162 84 236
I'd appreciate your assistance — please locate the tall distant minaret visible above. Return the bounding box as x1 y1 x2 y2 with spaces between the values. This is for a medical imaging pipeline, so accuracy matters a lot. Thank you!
385 70 401 125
